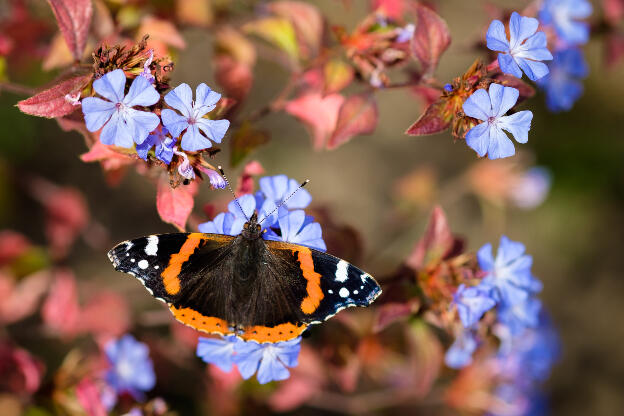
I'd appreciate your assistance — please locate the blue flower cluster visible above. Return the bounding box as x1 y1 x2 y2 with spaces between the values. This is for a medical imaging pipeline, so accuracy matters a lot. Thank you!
104 334 156 401
197 335 301 384
445 236 560 414
199 174 326 251
82 69 230 161
538 0 592 111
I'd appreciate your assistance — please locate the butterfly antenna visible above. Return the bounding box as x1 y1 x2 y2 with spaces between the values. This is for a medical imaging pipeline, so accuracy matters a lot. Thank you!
259 179 310 224
218 166 249 222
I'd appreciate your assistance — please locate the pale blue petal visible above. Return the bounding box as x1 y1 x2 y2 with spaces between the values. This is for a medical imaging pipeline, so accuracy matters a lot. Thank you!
445 331 477 369
258 199 278 227
126 108 160 144
136 133 157 160
519 32 552 59
181 124 212 151
196 337 236 372
100 112 134 148
93 69 125 103
278 210 306 242
499 111 532 143
462 89 491 120
164 83 193 117
570 1 592 18
509 12 538 50
291 222 326 251
123 75 160 107
497 236 526 265
195 83 221 109
161 109 189 138
256 355 290 384
489 84 519 118
82 97 115 131
477 243 495 271
465 122 490 157
486 19 510 52
228 194 256 220
455 284 497 328
260 175 288 202
487 126 515 159
196 118 230 144
517 58 550 81
498 54 523 79
275 338 301 367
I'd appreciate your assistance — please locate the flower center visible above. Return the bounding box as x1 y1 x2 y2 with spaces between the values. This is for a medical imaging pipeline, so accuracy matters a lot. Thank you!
487 116 498 125
187 116 196 125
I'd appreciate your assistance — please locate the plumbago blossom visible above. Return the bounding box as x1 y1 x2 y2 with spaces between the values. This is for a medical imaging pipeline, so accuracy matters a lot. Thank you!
82 69 160 148
104 335 156 400
537 48 589 112
486 12 552 81
462 84 533 159
539 0 593 45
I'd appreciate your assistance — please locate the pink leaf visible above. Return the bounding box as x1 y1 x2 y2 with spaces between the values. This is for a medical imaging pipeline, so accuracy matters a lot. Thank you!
406 206 454 269
46 0 93 60
0 271 50 325
42 269 81 337
327 93 378 149
76 378 108 416
371 0 407 19
156 178 198 231
410 4 451 75
373 300 420 333
269 1 324 59
17 74 91 118
285 92 345 149
78 293 130 338
405 101 450 136
604 0 624 25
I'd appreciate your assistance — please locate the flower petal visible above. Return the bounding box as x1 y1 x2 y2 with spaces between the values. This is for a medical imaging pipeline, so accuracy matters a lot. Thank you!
82 97 115 132
462 89 491 120
196 337 236 372
489 84 519 118
228 194 256 221
291 222 326 251
161 109 189 139
465 122 490 157
497 235 526 265
195 83 222 109
487 126 515 159
498 53 523 79
164 83 193 117
180 124 212 152
499 111 532 143
123 75 160 107
125 109 160 144
136 134 157 160
256 353 290 384
508 12 538 50
517 32 552 60
278 210 306 242
486 19 510 52
196 118 230 144
517 58 550 81
93 69 125 103
477 243 495 271
100 112 134 148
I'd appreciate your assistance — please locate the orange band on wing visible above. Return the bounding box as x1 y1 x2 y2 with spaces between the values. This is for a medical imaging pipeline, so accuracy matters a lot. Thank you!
170 305 230 335
294 248 324 314
161 233 203 295
241 323 307 343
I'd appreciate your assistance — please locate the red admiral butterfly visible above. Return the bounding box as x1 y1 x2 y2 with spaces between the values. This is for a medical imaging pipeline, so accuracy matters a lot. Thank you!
108 177 381 343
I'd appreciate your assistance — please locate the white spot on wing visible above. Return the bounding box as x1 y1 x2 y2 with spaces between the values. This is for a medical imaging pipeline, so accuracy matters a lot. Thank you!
353 290 358 294
339 287 349 298
361 273 371 283
154 265 159 270
138 259 149 269
130 258 135 263
125 241 133 250
335 260 349 282
328 289 333 294
145 235 158 256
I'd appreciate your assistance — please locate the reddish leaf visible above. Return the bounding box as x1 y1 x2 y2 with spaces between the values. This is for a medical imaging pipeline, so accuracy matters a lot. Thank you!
327 93 378 149
406 206 454 269
42 269 80 337
156 178 199 231
76 378 108 416
371 0 407 19
405 101 450 136
410 4 451 75
0 231 31 266
17 74 91 118
215 55 253 104
0 271 50 324
78 293 130 337
406 322 442 398
236 160 264 195
285 92 345 149
604 0 624 25
373 300 420 333
324 59 354 94
0 342 45 394
47 0 93 60
269 1 324 59
606 32 624 68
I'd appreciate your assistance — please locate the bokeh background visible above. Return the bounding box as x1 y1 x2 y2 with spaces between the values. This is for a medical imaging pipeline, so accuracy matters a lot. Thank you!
1 0 623 414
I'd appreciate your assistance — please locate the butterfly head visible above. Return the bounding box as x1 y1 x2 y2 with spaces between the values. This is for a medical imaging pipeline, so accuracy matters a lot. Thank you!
242 212 262 240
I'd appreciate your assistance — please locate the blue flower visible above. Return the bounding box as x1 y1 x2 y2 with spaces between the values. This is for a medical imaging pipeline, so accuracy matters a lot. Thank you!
453 283 497 328
136 126 176 164
497 297 542 335
197 335 242 372
486 12 553 81
161 83 230 152
264 210 327 251
233 337 301 384
539 0 592 45
536 48 588 112
206 169 226 190
477 236 542 307
82 69 160 148
395 23 415 43
462 83 533 159
257 175 312 212
444 330 478 369
104 335 156 400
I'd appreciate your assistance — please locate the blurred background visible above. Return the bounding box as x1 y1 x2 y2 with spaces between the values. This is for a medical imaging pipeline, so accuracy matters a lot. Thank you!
1 0 623 414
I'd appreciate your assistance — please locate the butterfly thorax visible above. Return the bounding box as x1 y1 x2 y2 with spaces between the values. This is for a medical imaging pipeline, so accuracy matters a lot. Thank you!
241 212 262 240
